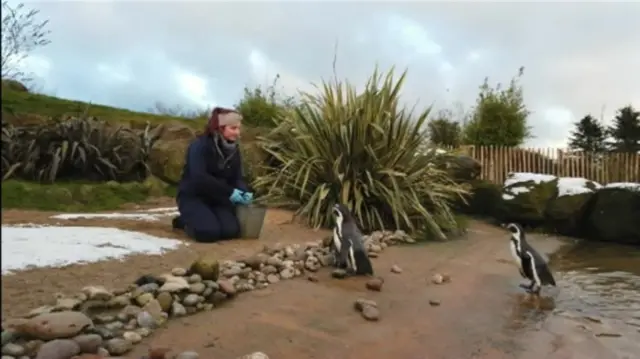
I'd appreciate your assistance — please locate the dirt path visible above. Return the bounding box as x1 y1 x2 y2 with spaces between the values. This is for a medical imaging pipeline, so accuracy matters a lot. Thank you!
2 205 623 358
124 223 617 359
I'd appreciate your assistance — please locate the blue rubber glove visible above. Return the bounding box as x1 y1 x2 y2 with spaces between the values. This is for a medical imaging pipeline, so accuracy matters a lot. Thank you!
242 191 254 204
229 189 245 204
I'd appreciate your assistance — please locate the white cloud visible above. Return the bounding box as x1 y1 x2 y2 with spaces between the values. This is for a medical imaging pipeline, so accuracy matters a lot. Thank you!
14 0 639 149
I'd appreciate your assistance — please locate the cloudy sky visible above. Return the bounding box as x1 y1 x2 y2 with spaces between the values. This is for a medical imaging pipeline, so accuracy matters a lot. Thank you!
11 0 640 148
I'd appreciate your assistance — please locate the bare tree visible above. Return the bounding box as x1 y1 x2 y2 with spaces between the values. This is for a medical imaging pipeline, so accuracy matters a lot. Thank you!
1 1 51 82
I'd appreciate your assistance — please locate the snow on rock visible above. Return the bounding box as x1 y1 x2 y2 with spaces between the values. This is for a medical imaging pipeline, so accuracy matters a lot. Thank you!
51 207 179 222
502 172 557 200
1 226 185 274
605 182 640 191
557 177 602 197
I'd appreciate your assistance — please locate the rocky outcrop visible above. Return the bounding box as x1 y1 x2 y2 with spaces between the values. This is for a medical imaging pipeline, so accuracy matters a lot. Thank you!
499 173 558 226
490 173 639 244
582 185 640 244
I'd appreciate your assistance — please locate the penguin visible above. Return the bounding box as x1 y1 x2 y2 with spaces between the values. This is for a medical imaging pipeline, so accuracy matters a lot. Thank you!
331 204 374 276
505 223 556 296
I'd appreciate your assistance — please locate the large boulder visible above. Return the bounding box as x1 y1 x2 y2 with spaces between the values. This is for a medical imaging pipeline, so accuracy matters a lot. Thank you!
582 183 640 245
545 177 602 236
499 172 558 225
456 179 503 219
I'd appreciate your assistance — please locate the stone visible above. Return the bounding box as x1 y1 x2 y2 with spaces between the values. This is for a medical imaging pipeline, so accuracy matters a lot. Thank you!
72 334 102 353
81 286 113 301
122 331 142 344
189 256 220 281
148 347 172 359
135 293 154 306
171 302 187 317
9 312 93 340
390 265 402 274
331 269 348 279
142 299 164 321
34 339 80 359
136 312 157 329
54 297 82 311
307 274 319 282
365 277 384 291
156 292 173 312
1 330 17 346
158 277 189 292
361 305 380 321
353 298 377 312
217 280 236 296
431 273 451 284
237 352 270 359
23 340 44 356
189 282 206 294
429 299 441 306
104 338 132 355
171 267 187 276
2 343 25 356
176 351 199 359
266 274 280 284
279 268 295 280
183 294 201 307
242 254 266 270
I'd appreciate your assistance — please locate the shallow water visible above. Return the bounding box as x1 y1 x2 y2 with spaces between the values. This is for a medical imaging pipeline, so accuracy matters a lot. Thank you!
508 238 640 358
552 241 640 322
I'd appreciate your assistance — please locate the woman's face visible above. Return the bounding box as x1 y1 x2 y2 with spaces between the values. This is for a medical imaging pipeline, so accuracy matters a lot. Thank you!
221 124 241 142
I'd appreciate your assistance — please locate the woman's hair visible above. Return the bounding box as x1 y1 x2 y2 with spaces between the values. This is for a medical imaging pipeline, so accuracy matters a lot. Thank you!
203 107 241 136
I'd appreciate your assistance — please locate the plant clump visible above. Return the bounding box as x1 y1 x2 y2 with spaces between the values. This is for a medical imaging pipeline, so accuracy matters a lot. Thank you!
253 67 468 239
2 116 164 182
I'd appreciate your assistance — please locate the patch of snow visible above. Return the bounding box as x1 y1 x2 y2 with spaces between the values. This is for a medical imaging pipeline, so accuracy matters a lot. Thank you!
51 207 180 222
502 194 515 200
557 177 602 197
605 182 640 191
504 172 557 187
1 226 185 275
510 186 529 195
52 213 162 221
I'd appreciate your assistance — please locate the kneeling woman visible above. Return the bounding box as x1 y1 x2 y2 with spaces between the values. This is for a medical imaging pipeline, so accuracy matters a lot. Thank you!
172 107 253 242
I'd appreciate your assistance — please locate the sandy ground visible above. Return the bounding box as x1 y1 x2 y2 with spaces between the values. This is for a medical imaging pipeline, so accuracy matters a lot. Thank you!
1 200 630 358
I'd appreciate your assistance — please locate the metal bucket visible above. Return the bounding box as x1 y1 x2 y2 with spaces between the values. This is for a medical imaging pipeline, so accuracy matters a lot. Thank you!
236 205 267 239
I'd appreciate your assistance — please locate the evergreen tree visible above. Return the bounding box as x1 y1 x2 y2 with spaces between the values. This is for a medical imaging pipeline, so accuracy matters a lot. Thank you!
607 105 640 152
568 114 607 153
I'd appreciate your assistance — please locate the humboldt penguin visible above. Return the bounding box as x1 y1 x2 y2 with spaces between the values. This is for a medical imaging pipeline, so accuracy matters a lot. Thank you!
506 223 556 296
332 204 374 276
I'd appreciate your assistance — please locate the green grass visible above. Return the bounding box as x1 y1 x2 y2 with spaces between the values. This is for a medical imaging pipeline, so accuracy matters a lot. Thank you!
1 86 203 129
2 179 176 212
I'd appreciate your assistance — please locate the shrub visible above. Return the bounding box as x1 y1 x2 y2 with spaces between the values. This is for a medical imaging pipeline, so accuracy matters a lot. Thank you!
235 75 298 129
253 68 468 239
1 116 164 182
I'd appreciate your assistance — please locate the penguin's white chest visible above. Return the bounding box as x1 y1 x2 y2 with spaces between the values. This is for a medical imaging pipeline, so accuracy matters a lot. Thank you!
509 241 522 269
332 228 342 252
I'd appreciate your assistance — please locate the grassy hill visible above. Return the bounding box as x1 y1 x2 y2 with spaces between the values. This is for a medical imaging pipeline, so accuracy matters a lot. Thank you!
1 82 202 129
1 83 211 211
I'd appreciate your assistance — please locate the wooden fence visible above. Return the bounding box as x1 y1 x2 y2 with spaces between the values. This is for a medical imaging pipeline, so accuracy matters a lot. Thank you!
447 146 640 185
